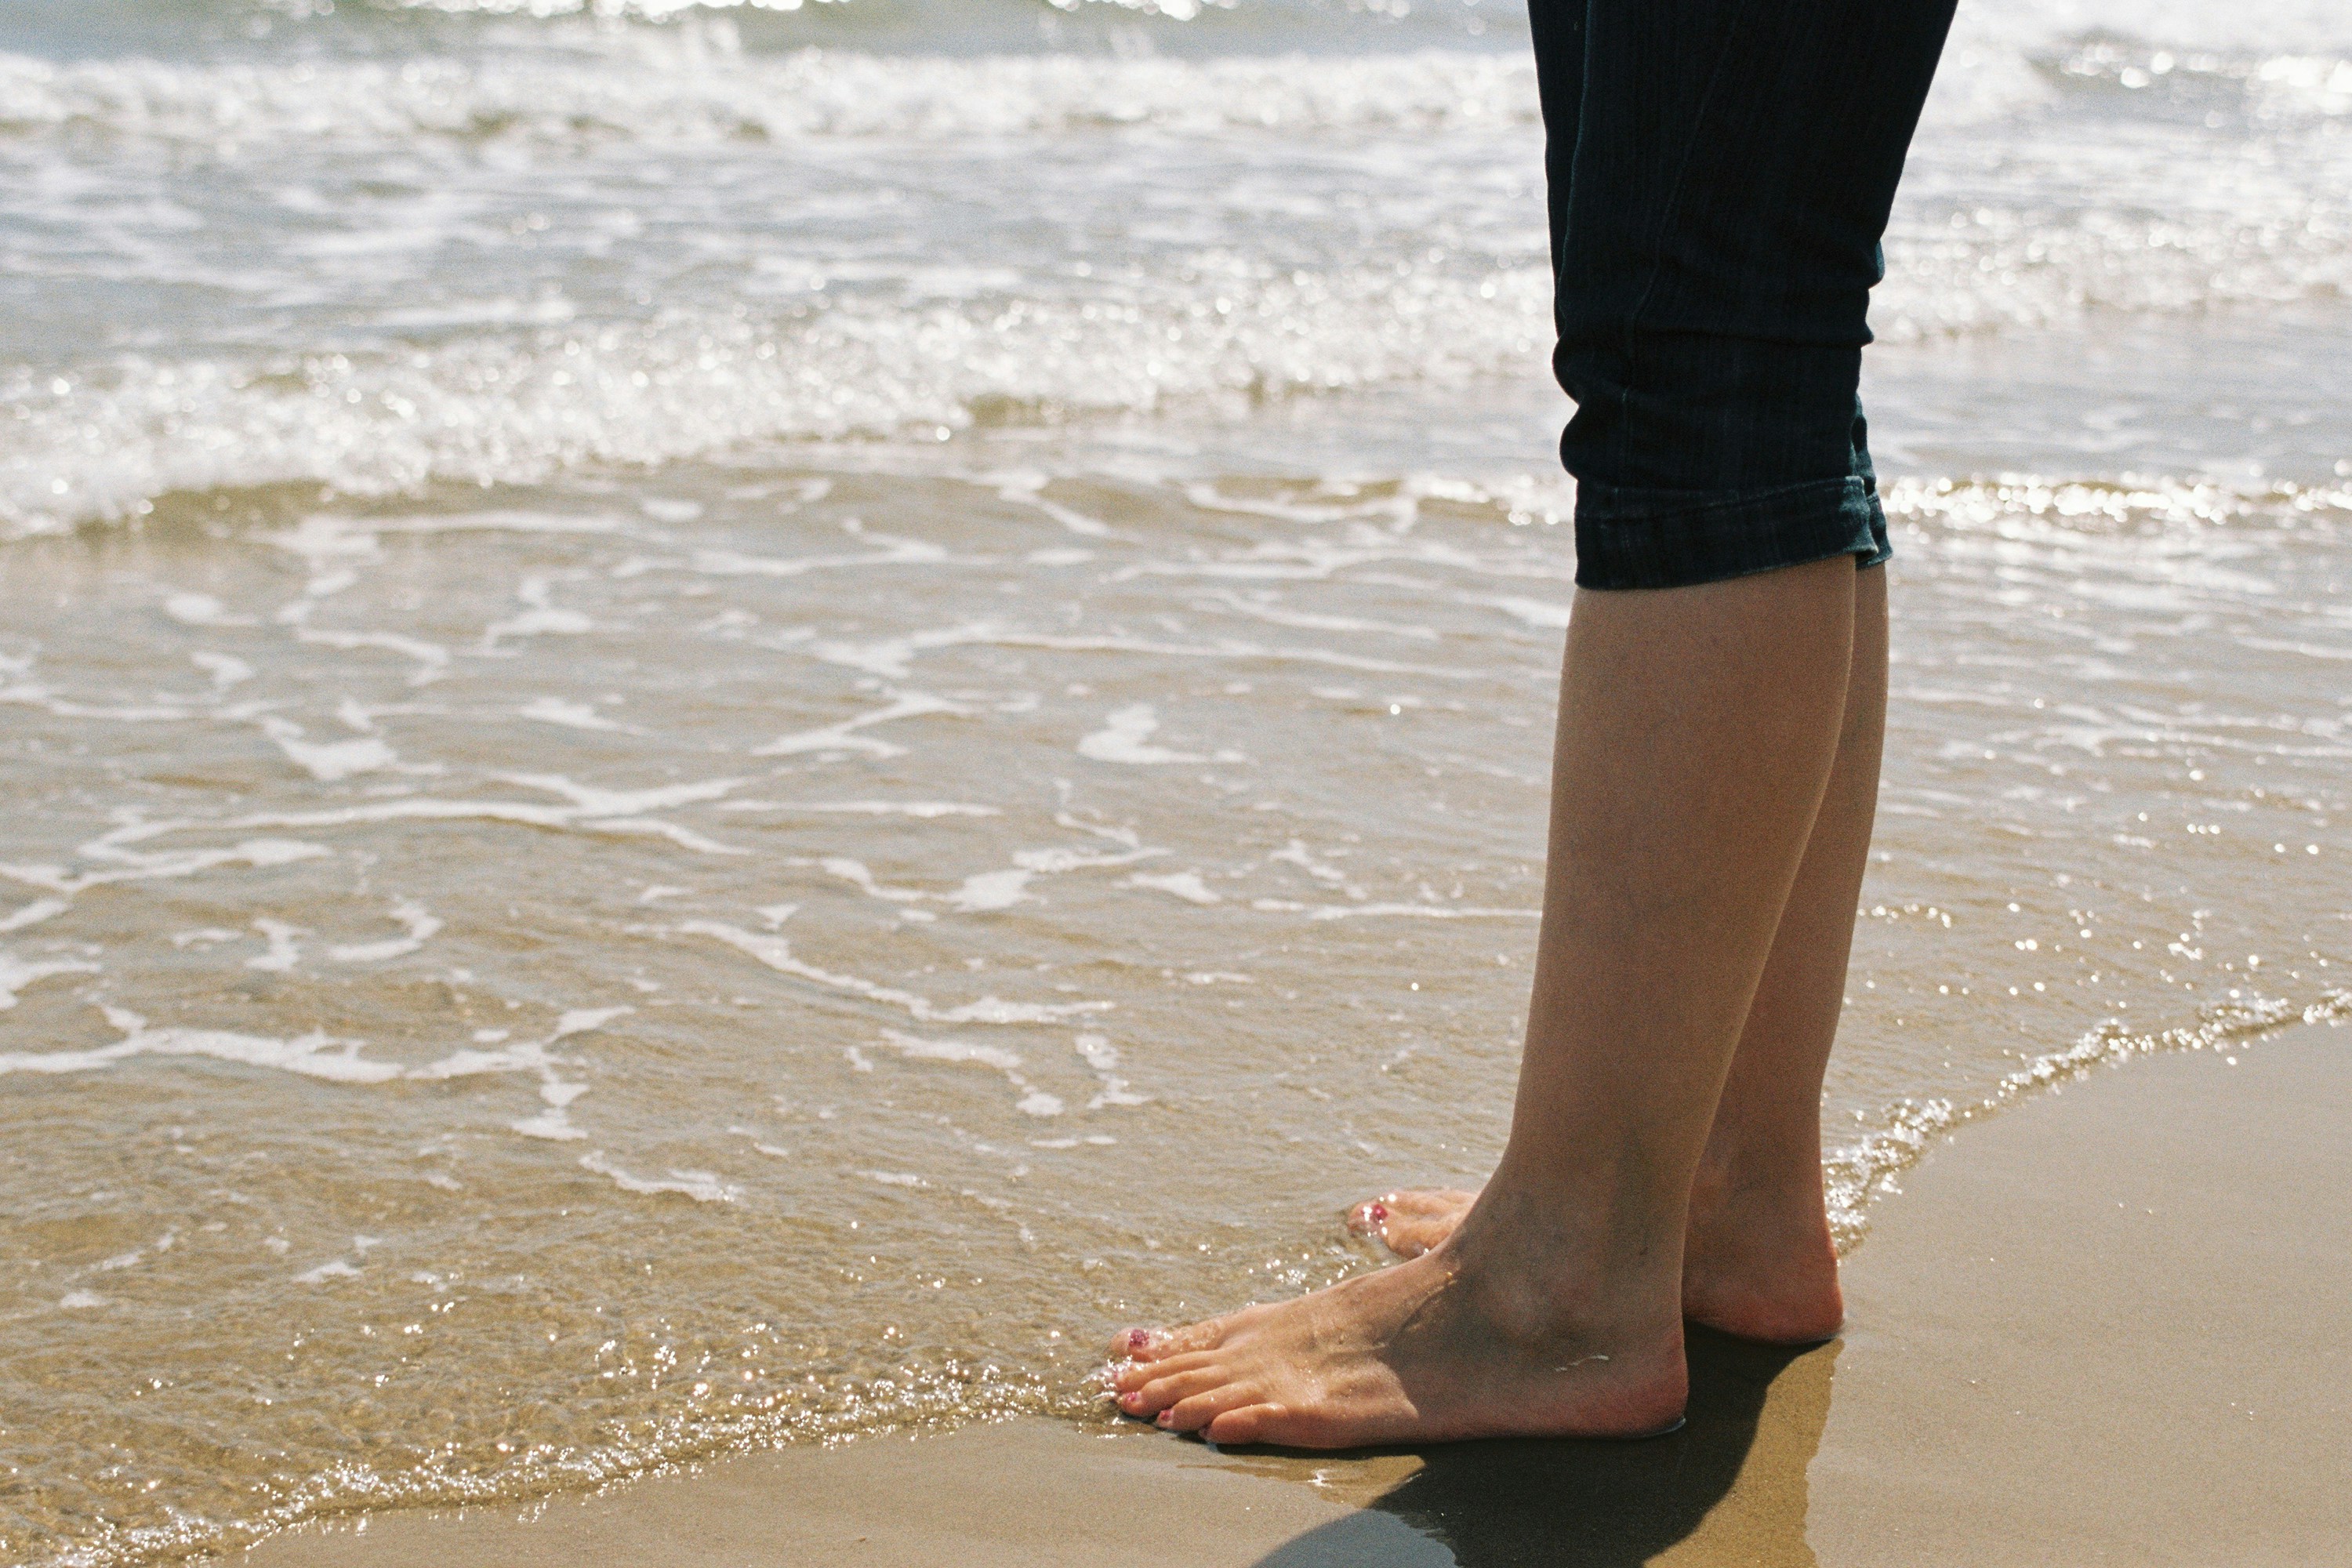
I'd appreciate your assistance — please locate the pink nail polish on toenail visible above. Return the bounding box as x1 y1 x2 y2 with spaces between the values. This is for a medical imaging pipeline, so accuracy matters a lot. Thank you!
1369 1203 1388 1222
1127 1329 1150 1352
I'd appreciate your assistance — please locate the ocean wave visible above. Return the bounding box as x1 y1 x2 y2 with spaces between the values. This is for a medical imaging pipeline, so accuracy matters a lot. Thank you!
9 228 2350 534
8 25 2337 154
0 264 1555 535
0 44 1537 147
1874 201 2352 341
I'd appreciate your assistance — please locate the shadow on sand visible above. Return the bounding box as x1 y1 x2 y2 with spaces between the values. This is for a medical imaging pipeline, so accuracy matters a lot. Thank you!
1244 1329 1838 1567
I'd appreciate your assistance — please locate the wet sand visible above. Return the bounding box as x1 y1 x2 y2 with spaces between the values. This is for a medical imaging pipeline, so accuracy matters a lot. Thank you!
245 1017 2349 1567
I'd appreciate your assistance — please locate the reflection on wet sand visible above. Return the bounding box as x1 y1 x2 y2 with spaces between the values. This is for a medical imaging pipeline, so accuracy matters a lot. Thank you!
1243 1330 1836 1566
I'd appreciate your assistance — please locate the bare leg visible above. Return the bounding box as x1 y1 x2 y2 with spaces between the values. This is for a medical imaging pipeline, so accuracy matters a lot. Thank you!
1348 567 1886 1345
1683 562 1884 1339
1111 557 1856 1448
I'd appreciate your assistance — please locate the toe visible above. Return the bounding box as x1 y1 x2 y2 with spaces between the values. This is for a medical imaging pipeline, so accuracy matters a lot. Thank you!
1119 1365 1228 1417
1112 1305 1265 1368
1203 1403 1286 1446
1112 1349 1217 1397
1161 1381 1261 1434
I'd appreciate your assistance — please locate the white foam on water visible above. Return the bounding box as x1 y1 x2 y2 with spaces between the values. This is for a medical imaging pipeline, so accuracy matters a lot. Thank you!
191 652 256 690
947 869 1037 913
0 999 633 1155
0 47 1540 151
0 1007 404 1083
1078 704 1203 765
810 840 1167 916
328 899 445 964
683 918 1113 1024
0 260 1561 535
245 920 305 974
499 772 745 818
809 623 997 681
293 1260 362 1284
878 1026 1065 1117
1197 591 1443 643
258 717 403 782
289 628 454 687
0 950 100 1009
718 799 1000 817
993 475 1119 538
415 1005 630 1139
1824 989 2352 1250
519 696 629 731
0 897 70 933
877 1026 1022 1074
1478 594 1573 630
578 1151 739 1203
0 837 331 898
481 576 594 648
1074 1031 1150 1109
754 692 964 758
160 781 749 858
1269 839 1356 891
162 593 255 629
1123 870 1223 906
672 534 952 583
0 670 201 724
511 1083 593 1141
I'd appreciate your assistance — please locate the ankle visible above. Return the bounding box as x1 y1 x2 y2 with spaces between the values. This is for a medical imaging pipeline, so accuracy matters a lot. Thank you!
1690 1143 1828 1230
1445 1179 1689 1342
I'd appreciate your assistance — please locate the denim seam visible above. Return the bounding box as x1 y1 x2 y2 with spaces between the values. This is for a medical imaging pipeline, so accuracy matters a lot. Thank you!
1576 474 1860 524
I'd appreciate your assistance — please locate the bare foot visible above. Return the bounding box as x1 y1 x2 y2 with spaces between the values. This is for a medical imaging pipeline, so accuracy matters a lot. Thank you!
1345 1179 1843 1345
1108 1227 1687 1450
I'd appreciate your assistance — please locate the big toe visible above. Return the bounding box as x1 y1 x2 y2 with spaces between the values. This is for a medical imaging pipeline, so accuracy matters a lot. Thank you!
1346 1189 1475 1259
1107 1307 1252 1367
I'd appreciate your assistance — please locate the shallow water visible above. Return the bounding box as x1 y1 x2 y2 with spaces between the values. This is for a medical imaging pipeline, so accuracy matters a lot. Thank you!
2 1 2350 1563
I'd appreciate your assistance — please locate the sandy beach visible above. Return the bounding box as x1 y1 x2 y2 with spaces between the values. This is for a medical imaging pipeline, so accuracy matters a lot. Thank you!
241 1014 2350 1566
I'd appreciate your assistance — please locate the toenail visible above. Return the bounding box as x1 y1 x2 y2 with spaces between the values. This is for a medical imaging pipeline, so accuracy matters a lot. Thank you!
1368 1203 1388 1222
1155 1410 1173 1428
1127 1328 1150 1352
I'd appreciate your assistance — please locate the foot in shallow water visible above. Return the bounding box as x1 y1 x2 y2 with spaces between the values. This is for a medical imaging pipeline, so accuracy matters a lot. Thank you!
1348 1182 1845 1346
1107 1230 1689 1450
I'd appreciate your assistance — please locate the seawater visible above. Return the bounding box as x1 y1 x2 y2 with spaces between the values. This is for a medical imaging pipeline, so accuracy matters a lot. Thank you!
2 0 2348 1563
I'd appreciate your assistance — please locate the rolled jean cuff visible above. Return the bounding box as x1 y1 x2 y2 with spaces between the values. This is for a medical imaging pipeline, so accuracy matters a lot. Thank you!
1571 475 1890 590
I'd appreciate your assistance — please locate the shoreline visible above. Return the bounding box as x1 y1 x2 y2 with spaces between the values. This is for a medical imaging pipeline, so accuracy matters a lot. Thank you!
239 1014 2350 1566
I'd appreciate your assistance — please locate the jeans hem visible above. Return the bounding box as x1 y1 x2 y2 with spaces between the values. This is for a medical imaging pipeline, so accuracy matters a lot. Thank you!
1573 476 1888 590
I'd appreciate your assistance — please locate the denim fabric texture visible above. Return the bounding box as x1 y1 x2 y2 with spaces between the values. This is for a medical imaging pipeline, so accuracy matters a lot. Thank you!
1529 0 1958 589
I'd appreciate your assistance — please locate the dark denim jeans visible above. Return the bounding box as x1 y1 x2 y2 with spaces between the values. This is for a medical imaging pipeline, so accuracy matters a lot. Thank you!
1529 0 1958 589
